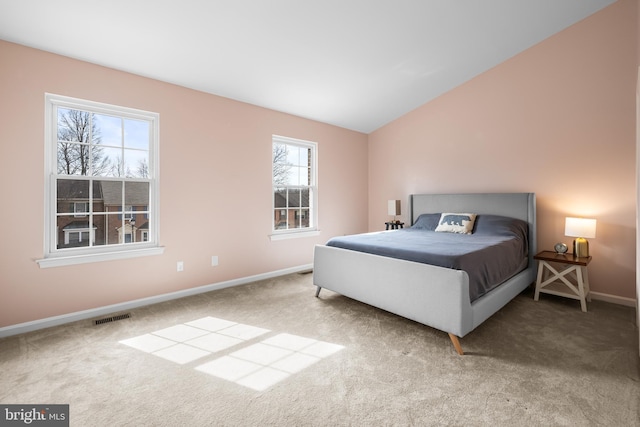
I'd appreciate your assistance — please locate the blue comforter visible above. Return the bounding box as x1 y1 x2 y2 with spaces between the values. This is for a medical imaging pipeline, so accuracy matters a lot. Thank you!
325 214 529 302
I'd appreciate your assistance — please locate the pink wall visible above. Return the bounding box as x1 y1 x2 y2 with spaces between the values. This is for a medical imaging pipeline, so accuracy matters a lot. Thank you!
0 40 369 328
1 1 637 330
369 0 638 300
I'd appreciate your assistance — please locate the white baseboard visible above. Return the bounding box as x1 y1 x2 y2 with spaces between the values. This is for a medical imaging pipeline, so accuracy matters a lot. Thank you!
0 264 313 339
589 291 637 308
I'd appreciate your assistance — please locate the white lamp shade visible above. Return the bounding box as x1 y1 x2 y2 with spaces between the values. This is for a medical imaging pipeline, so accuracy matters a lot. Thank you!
388 200 401 216
565 217 596 239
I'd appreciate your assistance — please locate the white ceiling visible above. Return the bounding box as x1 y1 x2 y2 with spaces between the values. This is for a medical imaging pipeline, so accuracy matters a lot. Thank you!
0 0 616 133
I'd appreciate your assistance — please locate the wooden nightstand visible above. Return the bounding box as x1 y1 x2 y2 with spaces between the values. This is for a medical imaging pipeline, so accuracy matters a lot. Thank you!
533 250 592 312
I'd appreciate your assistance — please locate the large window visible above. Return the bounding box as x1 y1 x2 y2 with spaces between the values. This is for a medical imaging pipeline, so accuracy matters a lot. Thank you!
272 135 317 237
38 94 162 267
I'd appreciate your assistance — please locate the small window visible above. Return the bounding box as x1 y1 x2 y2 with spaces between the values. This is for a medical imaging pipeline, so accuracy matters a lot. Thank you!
38 94 163 267
74 202 89 217
272 135 317 235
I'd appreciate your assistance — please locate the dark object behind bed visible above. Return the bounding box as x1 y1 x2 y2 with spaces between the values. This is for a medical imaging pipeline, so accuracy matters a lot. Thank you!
325 214 528 302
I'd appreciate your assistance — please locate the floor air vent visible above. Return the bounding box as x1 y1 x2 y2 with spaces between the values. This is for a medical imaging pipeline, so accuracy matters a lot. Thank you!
94 313 131 325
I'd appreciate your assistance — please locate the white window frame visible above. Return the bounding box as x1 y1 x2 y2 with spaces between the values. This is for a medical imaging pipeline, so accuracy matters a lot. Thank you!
270 135 319 241
37 94 164 268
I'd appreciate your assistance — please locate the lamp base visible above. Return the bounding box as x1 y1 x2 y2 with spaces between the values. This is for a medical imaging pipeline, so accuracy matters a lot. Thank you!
573 238 589 258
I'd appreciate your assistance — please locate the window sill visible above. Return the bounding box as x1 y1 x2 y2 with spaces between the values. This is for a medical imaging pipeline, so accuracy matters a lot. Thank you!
36 246 165 268
269 230 320 241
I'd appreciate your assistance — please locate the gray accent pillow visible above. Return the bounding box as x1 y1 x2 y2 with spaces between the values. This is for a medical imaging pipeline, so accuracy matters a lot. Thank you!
411 213 441 230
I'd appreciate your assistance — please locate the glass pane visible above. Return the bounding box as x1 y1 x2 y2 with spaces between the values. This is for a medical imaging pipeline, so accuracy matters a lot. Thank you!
96 181 123 213
57 142 89 175
272 144 290 186
297 165 309 186
88 145 109 177
56 180 89 214
56 215 91 249
287 145 302 166
94 114 122 147
287 189 301 208
132 213 150 243
300 209 310 228
274 188 286 208
299 188 310 208
293 210 302 228
121 214 138 244
57 108 74 142
124 149 150 178
284 167 297 186
124 205 133 220
296 147 311 185
304 147 309 165
125 181 149 208
284 146 301 185
58 108 91 142
92 213 108 246
73 202 89 217
273 143 286 163
274 210 288 230
91 181 105 213
95 147 124 177
104 213 124 245
297 146 310 167
124 119 149 150
128 213 146 244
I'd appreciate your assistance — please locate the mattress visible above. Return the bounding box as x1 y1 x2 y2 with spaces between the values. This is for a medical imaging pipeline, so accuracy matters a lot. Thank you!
325 214 529 301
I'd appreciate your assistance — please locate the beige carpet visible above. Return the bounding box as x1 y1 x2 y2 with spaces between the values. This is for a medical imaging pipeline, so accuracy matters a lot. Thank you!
1 272 639 426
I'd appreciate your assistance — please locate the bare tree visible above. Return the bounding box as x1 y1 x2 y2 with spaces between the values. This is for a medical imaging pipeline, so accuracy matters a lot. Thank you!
136 158 149 178
107 155 131 178
272 143 291 186
57 109 109 176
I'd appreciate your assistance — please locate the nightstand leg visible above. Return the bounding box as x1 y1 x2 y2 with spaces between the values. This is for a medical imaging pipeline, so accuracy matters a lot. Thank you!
534 261 545 301
582 266 591 302
576 267 587 312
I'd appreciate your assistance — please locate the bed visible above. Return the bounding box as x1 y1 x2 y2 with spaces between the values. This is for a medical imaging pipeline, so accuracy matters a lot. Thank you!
312 192 536 355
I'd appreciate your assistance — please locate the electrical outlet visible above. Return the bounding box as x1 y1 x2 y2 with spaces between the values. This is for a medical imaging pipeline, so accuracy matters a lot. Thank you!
177 261 184 272
211 256 218 266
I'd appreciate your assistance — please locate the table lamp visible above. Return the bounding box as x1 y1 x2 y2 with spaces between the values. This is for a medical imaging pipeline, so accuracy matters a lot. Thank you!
564 217 596 257
388 200 401 223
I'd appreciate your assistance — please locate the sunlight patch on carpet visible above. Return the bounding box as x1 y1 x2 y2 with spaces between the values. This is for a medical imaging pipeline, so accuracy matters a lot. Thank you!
119 316 344 391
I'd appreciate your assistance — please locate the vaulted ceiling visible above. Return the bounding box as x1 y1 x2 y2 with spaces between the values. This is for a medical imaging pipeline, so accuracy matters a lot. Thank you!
0 0 616 133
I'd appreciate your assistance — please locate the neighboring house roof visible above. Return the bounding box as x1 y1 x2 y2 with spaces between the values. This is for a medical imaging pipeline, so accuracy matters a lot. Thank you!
62 220 96 230
57 180 103 200
99 181 149 206
274 189 309 208
57 180 149 206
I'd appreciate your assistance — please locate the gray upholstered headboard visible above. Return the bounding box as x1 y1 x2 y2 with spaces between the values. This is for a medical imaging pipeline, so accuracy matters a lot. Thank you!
409 192 537 267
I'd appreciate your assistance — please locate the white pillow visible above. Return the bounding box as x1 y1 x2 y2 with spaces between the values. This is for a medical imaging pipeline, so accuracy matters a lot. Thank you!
435 213 477 234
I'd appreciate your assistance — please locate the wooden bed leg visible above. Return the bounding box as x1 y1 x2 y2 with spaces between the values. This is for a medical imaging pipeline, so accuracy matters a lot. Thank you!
315 286 322 297
448 333 464 355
